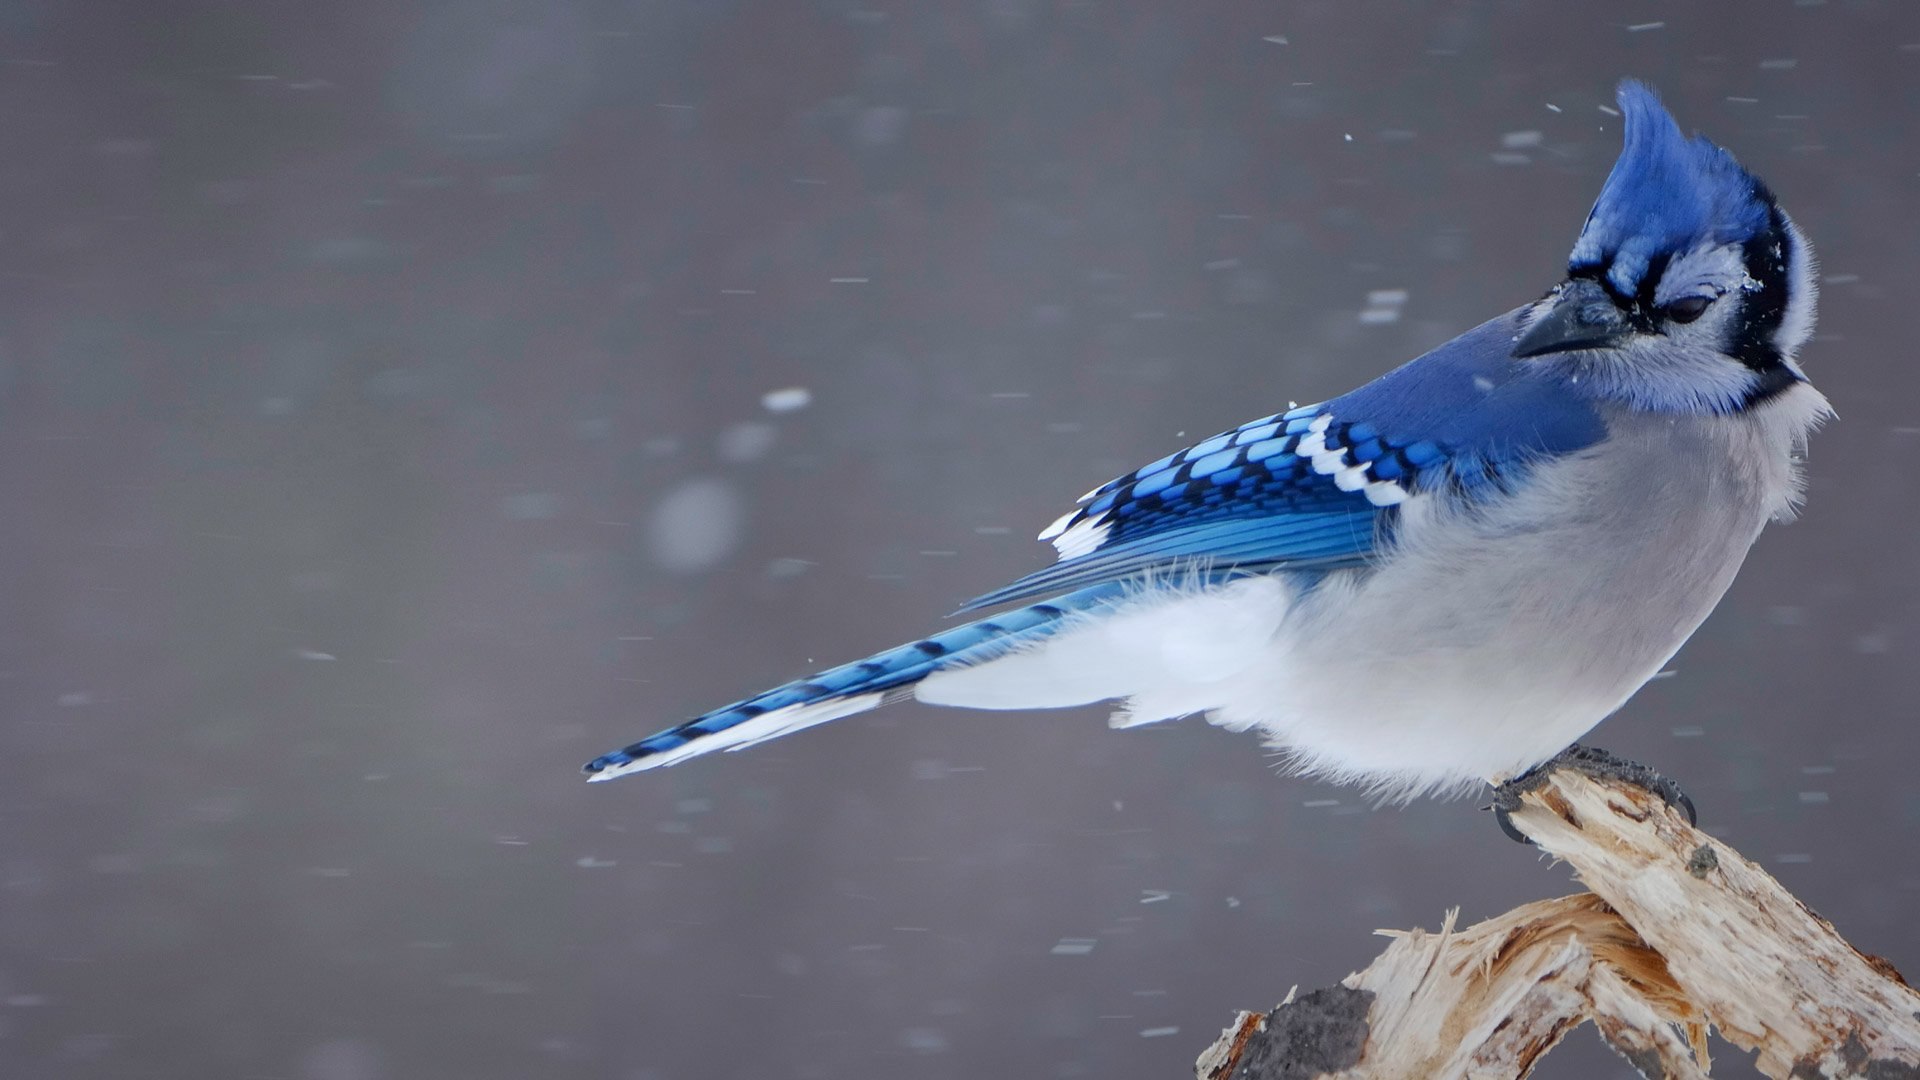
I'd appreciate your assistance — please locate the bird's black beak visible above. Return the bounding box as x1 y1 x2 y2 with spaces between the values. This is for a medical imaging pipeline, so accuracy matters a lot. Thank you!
1512 278 1635 358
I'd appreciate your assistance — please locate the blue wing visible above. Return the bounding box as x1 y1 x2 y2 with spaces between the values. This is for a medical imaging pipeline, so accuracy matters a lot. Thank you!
962 308 1609 613
959 405 1429 610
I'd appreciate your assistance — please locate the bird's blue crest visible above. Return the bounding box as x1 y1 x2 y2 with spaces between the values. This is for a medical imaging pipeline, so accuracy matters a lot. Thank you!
1571 81 1772 296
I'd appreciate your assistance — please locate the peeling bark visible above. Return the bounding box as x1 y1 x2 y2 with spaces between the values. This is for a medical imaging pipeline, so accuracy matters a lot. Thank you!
1196 771 1920 1079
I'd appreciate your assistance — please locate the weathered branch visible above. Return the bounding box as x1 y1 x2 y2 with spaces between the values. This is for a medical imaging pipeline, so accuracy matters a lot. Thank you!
1195 771 1920 1079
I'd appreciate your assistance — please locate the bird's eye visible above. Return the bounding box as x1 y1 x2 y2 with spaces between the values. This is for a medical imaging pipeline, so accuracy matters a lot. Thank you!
1663 295 1714 324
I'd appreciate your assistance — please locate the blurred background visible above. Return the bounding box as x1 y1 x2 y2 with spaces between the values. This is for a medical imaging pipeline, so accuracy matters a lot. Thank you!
2 2 1916 1077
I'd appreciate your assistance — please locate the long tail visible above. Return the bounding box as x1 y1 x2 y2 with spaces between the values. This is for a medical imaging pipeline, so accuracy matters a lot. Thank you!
582 584 1126 781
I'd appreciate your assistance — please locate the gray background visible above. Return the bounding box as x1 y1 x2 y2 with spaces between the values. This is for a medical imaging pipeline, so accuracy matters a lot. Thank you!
2 2 1915 1078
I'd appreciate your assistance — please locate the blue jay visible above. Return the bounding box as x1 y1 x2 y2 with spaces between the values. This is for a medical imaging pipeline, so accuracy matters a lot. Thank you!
585 81 1826 802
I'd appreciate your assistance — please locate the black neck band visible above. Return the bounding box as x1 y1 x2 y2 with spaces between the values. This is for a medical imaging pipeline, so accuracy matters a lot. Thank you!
1731 201 1799 406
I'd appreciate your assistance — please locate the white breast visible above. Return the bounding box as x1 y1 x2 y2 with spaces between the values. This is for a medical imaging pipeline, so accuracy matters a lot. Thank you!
1216 381 1831 799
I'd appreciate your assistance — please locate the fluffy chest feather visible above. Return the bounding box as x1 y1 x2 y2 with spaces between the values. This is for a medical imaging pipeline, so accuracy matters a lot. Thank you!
1223 381 1831 797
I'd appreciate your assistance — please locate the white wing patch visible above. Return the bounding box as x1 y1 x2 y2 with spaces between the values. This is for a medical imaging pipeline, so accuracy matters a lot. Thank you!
1363 481 1408 507
1040 502 1114 561
1037 409 1415 563
1037 508 1078 542
1330 462 1371 492
1299 414 1409 508
1294 414 1342 471
1048 517 1112 560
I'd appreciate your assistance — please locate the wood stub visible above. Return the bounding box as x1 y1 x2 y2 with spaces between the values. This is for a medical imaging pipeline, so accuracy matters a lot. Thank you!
1196 770 1920 1079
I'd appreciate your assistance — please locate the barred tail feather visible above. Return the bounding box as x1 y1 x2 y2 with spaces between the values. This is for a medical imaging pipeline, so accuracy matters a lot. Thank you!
582 585 1124 781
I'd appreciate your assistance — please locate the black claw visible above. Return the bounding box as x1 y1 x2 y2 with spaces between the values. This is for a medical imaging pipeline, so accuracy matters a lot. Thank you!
1489 743 1697 846
1492 803 1530 845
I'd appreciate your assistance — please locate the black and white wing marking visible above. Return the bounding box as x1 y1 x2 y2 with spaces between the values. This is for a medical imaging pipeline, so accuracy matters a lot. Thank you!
960 404 1449 612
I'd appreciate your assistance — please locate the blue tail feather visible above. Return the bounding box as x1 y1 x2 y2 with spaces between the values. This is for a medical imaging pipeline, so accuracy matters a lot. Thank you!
582 584 1126 779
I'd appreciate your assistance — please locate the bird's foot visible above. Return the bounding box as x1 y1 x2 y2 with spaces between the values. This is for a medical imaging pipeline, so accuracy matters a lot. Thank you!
1489 743 1697 845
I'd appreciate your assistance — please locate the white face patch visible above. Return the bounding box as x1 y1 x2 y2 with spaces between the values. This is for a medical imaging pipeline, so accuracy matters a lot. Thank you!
1638 235 1802 396
1636 214 1815 388
1651 241 1747 308
1773 211 1819 359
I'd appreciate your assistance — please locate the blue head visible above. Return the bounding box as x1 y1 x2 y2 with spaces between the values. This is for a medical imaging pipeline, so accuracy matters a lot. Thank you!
1512 81 1817 413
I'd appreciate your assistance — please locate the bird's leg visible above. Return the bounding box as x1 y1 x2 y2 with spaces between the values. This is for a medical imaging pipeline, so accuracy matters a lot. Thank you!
1489 743 1698 845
